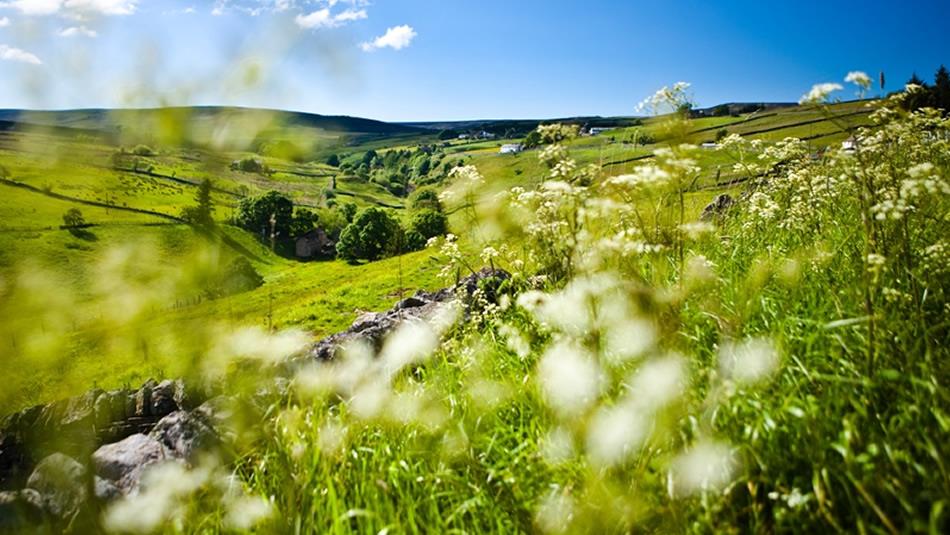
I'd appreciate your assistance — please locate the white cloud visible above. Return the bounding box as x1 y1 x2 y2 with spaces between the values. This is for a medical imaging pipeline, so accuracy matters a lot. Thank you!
360 24 416 52
64 0 136 16
59 24 96 37
0 43 41 64
294 7 329 27
333 7 365 22
0 0 136 16
295 6 366 29
0 0 62 16
0 15 9 25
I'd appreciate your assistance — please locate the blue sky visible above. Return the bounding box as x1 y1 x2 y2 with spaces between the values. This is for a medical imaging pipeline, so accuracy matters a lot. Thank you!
0 0 947 121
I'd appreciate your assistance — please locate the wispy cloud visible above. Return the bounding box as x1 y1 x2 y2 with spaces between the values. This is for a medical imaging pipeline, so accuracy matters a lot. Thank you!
360 24 416 52
0 15 9 26
295 6 366 29
59 24 96 37
0 43 41 64
163 6 195 15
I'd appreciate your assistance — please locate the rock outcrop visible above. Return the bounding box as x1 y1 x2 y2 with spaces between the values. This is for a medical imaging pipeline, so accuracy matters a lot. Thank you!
700 193 735 221
308 268 510 361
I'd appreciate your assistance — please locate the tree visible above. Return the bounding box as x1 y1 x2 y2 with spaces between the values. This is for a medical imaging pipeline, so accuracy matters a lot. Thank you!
904 73 933 111
437 129 456 140
190 179 215 227
62 208 85 228
410 208 448 240
361 150 377 167
235 191 294 241
290 208 319 237
335 207 401 263
934 65 950 111
715 128 729 142
523 130 542 148
326 154 340 167
339 202 358 223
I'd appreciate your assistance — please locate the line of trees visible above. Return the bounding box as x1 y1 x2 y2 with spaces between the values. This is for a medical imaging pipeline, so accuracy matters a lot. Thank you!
335 186 448 264
903 65 950 112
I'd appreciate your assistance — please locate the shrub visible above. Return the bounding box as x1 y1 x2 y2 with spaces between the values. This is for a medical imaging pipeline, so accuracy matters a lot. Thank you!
408 187 443 211
131 144 155 156
230 156 268 174
403 228 427 251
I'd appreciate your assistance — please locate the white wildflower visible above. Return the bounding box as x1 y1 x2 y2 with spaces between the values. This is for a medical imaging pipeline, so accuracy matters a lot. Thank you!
537 340 603 417
586 404 648 468
718 338 779 385
799 83 843 105
670 440 737 495
844 71 872 91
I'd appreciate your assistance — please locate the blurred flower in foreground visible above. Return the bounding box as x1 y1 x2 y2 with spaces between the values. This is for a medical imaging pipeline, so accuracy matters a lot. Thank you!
718 338 779 385
799 83 843 105
670 441 737 496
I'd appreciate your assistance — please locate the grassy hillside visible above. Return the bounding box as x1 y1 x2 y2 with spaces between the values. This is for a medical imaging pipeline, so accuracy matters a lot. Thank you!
0 100 874 414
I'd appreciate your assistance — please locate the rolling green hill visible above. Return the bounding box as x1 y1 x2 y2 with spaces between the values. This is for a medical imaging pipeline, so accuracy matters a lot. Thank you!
0 99 875 412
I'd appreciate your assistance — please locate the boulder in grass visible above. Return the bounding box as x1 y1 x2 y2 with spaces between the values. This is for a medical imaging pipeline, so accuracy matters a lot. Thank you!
149 411 219 462
25 453 87 519
700 193 735 221
92 434 166 495
0 489 47 529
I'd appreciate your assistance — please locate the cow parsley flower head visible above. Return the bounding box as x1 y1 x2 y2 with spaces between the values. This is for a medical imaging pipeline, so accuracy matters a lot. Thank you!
845 71 872 91
718 338 779 385
537 340 603 417
637 82 693 115
799 83 843 105
671 440 737 495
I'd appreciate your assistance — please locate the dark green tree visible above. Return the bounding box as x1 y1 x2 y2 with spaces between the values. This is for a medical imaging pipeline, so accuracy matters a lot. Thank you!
235 191 294 241
903 73 932 111
409 208 448 240
934 65 950 111
523 130 542 148
290 208 320 237
361 150 377 167
326 154 340 167
188 179 215 227
335 207 401 263
62 208 85 228
339 202 358 223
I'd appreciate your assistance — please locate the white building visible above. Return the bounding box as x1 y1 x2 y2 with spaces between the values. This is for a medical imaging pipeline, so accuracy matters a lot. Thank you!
589 127 616 136
500 143 523 154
